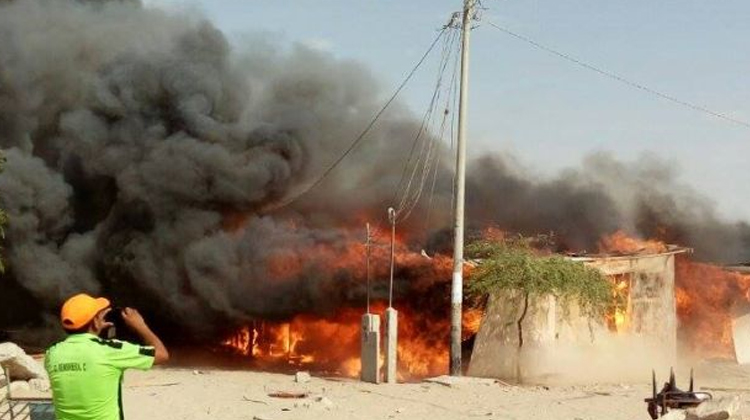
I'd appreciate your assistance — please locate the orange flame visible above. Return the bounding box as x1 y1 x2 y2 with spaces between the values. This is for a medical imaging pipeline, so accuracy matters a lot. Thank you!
612 276 631 332
462 308 483 339
598 230 668 254
221 224 750 378
675 257 750 359
221 302 485 380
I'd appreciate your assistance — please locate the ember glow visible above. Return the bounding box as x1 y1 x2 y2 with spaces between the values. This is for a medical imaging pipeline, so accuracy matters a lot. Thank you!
599 231 750 359
609 275 631 333
222 309 363 376
220 228 750 379
675 258 750 359
219 225 466 380
221 302 484 379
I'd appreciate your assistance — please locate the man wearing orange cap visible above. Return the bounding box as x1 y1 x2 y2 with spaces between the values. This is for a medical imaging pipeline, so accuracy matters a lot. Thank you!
45 294 169 420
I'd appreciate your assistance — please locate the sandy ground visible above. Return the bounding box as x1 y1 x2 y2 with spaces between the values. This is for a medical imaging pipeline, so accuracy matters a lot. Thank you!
118 362 750 420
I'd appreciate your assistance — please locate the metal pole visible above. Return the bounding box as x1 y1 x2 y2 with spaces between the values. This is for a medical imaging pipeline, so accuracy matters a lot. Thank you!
450 0 473 377
366 223 371 314
388 207 396 308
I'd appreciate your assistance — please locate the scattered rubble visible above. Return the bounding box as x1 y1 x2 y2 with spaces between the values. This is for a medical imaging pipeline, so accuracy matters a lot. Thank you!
658 397 742 420
0 342 50 397
294 371 311 383
0 342 47 381
688 396 741 420
267 391 308 399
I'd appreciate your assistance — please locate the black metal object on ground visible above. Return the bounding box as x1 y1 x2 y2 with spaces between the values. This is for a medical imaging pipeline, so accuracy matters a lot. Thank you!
645 368 712 419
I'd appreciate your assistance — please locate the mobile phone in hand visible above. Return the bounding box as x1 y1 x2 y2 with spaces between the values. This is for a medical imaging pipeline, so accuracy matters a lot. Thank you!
102 306 123 339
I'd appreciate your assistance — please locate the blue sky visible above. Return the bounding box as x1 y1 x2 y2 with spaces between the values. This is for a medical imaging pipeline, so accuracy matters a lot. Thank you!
146 0 749 220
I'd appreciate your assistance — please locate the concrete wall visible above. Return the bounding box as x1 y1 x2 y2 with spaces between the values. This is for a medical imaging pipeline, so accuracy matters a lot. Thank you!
467 290 599 382
467 252 680 384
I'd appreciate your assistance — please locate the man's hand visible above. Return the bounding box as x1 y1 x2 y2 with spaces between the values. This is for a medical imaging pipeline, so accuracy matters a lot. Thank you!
121 308 148 332
98 308 115 331
120 307 170 365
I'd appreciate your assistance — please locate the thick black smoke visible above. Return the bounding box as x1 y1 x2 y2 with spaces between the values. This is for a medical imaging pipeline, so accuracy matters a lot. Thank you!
462 153 750 262
0 0 747 340
0 0 421 337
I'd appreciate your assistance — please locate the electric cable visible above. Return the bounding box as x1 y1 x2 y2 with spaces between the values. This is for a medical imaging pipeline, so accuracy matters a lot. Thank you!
394 29 462 223
393 29 458 210
485 19 750 129
263 27 450 212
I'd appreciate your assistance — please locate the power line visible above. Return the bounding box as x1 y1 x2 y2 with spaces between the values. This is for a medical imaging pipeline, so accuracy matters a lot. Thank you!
403 36 463 226
484 20 750 130
394 29 460 223
264 28 449 212
392 29 457 208
425 43 462 231
423 39 462 231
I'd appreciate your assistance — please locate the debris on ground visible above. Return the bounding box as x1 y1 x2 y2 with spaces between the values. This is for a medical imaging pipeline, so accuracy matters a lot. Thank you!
423 375 500 388
0 342 50 398
295 371 311 383
267 391 309 399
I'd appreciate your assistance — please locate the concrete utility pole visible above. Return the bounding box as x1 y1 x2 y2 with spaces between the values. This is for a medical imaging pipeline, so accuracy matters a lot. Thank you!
385 207 398 383
450 0 474 377
388 208 396 308
361 223 380 383
366 223 372 314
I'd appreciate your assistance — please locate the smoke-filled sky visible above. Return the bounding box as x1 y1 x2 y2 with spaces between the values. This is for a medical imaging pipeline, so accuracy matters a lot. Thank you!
145 0 750 221
0 0 748 337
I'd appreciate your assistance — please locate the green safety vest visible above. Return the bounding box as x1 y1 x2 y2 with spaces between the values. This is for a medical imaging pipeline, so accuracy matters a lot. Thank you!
45 333 155 420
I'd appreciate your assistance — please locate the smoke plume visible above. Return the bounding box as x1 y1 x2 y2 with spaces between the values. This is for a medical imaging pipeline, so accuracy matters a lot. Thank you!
0 0 747 338
463 153 750 262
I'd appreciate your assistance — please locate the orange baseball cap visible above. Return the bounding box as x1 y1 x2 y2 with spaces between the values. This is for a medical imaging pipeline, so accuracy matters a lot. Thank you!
60 293 111 330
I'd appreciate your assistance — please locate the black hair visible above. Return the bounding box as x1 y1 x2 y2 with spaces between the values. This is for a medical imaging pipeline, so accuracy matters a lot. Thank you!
64 325 91 335
63 318 94 335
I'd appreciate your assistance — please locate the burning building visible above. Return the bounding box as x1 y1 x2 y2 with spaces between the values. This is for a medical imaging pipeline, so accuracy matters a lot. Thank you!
468 243 689 384
576 245 690 358
1 0 750 386
215 233 750 383
675 260 750 360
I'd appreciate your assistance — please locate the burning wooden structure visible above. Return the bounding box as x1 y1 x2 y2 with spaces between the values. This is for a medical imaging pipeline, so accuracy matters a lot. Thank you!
468 246 689 383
